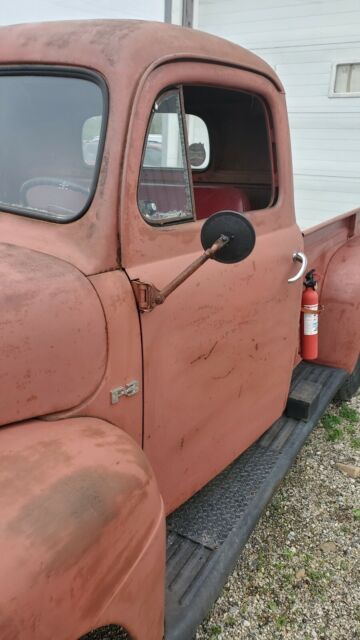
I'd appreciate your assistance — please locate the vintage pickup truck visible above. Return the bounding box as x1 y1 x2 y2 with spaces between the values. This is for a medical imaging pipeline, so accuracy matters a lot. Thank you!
0 18 358 640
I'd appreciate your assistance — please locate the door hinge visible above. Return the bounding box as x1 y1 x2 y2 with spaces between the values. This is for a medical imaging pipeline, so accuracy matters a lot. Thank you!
131 280 161 312
110 381 139 405
130 234 231 313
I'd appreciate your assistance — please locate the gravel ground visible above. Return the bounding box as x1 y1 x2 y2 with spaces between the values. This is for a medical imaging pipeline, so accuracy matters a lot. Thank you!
196 394 360 640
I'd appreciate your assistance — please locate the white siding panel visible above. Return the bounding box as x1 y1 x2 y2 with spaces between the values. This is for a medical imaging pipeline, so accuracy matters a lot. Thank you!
291 128 360 139
289 113 360 129
294 166 360 178
292 137 360 152
197 0 360 228
201 0 357 21
295 174 360 196
0 0 165 24
285 96 360 113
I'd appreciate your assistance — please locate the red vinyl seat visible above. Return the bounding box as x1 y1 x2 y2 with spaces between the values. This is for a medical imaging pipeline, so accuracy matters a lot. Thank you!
194 184 250 220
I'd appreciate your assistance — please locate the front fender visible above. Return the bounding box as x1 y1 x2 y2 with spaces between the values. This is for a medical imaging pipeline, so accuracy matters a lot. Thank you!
0 417 165 640
318 235 360 373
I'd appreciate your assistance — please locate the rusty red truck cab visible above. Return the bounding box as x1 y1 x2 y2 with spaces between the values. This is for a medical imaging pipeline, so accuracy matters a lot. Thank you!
0 19 358 640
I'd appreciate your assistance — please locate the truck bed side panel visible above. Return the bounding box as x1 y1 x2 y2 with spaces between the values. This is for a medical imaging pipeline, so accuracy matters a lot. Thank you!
304 210 360 373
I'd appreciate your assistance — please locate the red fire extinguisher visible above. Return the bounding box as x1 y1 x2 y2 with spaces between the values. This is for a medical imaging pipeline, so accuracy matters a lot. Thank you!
301 269 319 361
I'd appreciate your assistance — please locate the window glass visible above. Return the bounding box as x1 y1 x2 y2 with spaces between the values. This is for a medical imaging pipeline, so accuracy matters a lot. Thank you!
183 85 275 215
186 114 210 170
138 91 193 224
350 63 360 92
334 64 350 93
334 63 360 94
0 74 104 221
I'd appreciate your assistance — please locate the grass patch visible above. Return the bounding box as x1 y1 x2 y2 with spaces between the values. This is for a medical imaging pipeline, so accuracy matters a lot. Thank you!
209 624 222 638
354 509 360 521
324 428 342 442
321 411 343 441
321 403 360 443
339 405 359 423
322 412 341 429
268 497 286 516
307 568 324 582
345 424 356 435
224 616 236 628
276 614 288 628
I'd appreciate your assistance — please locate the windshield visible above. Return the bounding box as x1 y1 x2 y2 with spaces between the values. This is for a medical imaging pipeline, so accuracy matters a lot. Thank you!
0 72 105 222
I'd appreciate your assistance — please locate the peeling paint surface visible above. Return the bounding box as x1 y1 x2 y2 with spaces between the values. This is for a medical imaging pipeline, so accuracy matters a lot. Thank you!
0 417 164 640
131 224 304 514
0 243 107 425
317 235 360 373
304 213 360 373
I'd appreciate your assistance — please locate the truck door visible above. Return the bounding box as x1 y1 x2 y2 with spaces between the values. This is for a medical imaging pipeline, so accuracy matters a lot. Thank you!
121 62 304 514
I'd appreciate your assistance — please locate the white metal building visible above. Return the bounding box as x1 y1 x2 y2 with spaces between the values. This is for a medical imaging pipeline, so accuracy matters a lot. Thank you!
0 0 164 25
195 0 360 228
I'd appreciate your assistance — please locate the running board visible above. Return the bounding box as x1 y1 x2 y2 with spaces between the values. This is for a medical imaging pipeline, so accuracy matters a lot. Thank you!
165 362 346 640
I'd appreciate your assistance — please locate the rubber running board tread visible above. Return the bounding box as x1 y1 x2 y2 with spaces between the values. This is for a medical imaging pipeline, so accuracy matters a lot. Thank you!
165 362 346 640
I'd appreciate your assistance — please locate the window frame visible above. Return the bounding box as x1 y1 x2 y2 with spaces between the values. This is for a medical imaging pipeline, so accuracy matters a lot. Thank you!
329 62 360 98
183 85 277 209
137 86 195 227
0 65 109 223
137 82 277 228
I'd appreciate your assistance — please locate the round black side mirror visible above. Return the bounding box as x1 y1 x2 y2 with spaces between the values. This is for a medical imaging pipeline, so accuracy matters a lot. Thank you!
201 210 256 264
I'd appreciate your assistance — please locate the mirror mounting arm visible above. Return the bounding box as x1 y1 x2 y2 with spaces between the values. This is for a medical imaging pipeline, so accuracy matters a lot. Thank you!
132 234 230 313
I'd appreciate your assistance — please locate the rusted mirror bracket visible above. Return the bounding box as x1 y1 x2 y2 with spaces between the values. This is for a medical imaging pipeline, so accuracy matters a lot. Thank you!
132 234 229 312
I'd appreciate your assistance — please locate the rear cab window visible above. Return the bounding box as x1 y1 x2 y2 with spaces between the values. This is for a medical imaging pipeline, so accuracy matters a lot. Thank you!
0 70 107 222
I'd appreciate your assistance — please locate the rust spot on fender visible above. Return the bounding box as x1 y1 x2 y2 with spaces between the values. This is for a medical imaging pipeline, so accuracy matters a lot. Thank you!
0 610 21 640
81 516 156 617
0 441 73 507
6 466 144 573
81 425 107 439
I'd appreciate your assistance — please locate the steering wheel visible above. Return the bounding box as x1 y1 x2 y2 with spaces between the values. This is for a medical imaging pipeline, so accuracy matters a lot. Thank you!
20 177 90 213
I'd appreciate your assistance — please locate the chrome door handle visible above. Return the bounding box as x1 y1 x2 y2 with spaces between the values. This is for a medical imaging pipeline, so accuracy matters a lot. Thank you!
288 252 308 283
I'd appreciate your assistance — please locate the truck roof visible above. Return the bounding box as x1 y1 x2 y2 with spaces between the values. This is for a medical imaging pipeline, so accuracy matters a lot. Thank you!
0 19 283 91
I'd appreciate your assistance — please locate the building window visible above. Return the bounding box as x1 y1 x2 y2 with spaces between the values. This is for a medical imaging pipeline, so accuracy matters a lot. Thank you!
164 0 194 27
330 63 360 96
